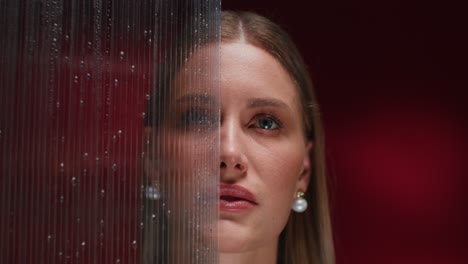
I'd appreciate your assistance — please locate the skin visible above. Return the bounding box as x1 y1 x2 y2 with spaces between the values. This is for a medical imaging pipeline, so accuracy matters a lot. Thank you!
144 42 312 264
144 44 220 263
218 42 312 264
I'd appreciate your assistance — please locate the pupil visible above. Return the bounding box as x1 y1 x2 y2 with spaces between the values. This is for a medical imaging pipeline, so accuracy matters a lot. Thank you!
260 119 273 129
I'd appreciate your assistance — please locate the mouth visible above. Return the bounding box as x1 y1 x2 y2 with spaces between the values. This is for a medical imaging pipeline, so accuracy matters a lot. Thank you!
220 195 252 202
219 183 257 211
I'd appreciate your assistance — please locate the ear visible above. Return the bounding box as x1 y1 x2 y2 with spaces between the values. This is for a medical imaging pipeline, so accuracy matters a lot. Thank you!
296 141 313 193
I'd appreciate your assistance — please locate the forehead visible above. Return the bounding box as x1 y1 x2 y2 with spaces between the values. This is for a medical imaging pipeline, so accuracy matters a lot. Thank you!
220 43 300 110
172 42 301 113
172 43 219 96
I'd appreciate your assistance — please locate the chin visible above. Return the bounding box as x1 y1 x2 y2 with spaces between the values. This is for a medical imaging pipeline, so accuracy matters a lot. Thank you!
217 219 257 252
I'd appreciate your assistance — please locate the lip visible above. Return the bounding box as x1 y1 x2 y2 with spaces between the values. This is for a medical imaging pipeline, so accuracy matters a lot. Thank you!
219 183 257 212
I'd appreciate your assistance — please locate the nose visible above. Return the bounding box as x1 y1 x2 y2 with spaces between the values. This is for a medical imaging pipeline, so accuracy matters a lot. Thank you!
220 119 248 182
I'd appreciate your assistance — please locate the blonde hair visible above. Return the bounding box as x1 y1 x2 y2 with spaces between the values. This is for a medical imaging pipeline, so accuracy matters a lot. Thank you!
221 11 335 264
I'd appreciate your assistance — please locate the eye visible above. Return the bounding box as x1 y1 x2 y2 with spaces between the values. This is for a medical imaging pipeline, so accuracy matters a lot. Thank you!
178 108 217 128
174 108 219 133
254 116 280 130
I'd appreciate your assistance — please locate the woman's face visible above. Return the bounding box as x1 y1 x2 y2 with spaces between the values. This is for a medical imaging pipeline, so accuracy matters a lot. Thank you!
218 42 312 253
145 41 312 254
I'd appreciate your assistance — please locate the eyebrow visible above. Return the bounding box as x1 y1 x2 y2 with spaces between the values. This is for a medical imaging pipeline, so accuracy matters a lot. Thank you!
246 97 291 111
176 93 219 105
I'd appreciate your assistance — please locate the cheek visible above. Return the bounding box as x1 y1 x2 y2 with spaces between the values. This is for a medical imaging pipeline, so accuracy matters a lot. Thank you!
253 140 306 207
256 139 305 185
248 146 305 239
157 130 218 173
150 131 218 208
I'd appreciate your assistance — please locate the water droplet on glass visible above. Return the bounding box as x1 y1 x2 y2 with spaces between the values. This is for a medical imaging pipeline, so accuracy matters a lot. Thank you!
141 112 146 119
47 234 52 242
58 251 63 257
65 35 70 42
101 189 105 197
87 41 92 48
74 75 79 84
95 157 100 162
131 65 135 72
132 240 137 249
80 99 84 106
71 177 76 186
151 214 156 221
114 79 118 87
76 217 81 223
81 241 86 247
52 37 57 42
140 222 144 229
145 94 150 100
79 60 85 68
86 73 91 80
60 195 64 203
119 51 124 60
84 152 88 159
56 101 60 108
60 163 64 172
100 219 104 226
116 259 121 263
112 163 117 171
117 130 122 137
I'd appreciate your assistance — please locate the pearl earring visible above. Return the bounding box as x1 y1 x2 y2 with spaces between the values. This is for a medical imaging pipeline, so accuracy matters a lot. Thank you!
145 185 161 200
292 191 307 213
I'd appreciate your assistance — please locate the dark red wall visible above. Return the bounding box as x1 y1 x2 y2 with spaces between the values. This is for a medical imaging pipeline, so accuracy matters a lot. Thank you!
223 1 468 263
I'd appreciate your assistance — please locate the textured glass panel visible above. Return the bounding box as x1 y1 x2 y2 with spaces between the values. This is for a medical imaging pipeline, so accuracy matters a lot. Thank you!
0 0 220 263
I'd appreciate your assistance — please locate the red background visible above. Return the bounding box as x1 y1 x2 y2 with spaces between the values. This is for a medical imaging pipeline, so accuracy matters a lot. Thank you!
1 1 467 263
224 0 468 263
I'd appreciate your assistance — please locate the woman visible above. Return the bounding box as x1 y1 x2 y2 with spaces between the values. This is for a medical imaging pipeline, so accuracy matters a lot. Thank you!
143 11 334 264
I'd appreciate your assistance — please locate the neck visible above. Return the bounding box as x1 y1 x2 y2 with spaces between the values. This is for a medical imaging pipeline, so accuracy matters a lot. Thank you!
219 240 278 264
